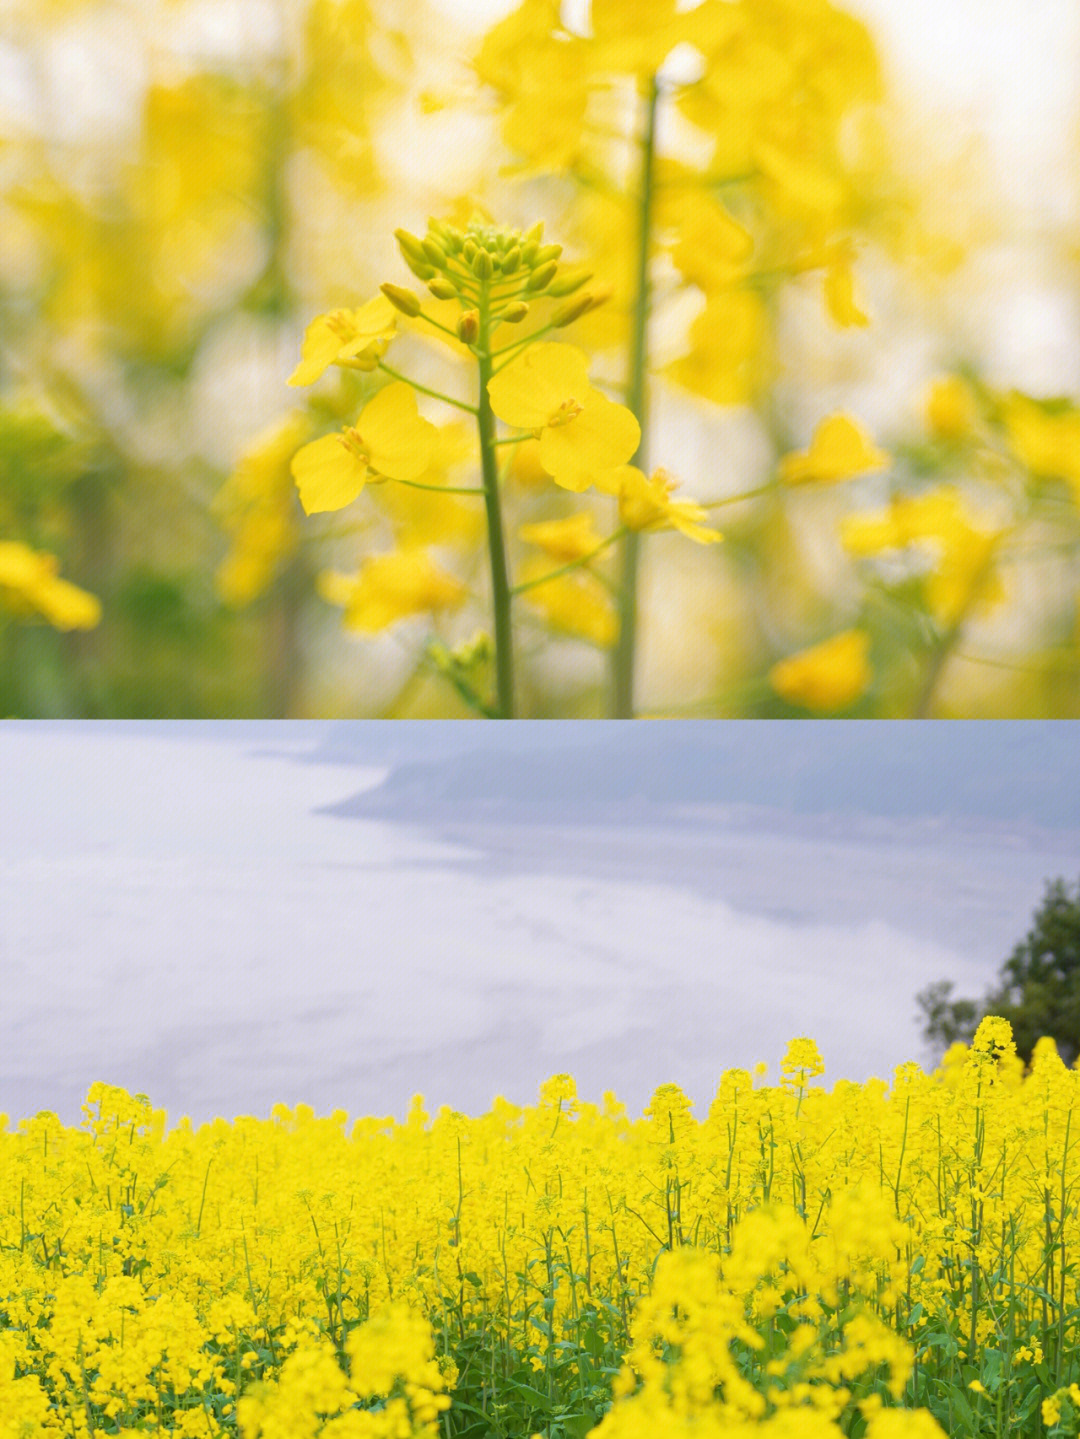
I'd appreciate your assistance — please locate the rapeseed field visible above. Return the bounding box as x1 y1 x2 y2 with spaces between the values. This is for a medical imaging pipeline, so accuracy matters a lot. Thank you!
2 1017 1078 1437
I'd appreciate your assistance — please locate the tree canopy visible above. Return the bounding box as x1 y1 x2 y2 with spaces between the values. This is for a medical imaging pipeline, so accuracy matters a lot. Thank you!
917 875 1080 1068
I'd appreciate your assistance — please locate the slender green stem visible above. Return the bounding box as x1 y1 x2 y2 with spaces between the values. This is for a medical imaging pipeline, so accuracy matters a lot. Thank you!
476 299 515 717
701 481 778 509
611 73 660 718
512 529 625 595
490 324 558 369
377 362 476 413
392 477 485 495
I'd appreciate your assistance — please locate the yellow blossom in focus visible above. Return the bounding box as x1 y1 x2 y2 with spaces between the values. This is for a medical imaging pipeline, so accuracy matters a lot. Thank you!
318 549 466 633
487 343 639 491
0 541 101 630
287 295 397 387
291 383 437 515
780 414 889 484
769 629 872 712
596 466 722 544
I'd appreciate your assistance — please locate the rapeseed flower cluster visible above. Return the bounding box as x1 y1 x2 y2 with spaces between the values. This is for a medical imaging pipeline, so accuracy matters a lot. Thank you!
1 1024 1078 1437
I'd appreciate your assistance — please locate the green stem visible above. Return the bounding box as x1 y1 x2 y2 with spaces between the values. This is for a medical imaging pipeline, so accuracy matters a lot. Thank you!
391 477 485 495
477 301 515 717
611 73 659 719
512 529 625 595
377 362 476 413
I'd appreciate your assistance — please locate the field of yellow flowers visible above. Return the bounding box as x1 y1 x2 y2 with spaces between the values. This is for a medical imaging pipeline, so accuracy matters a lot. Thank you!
2 1017 1078 1438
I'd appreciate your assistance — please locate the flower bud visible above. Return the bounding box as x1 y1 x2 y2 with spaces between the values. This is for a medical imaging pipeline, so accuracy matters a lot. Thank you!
500 300 529 323
534 243 563 265
457 309 480 344
395 229 434 278
473 249 494 280
525 260 559 292
379 283 422 317
500 246 522 275
546 266 592 297
520 241 540 266
427 277 458 300
463 239 478 264
421 236 446 266
523 221 544 245
551 292 597 327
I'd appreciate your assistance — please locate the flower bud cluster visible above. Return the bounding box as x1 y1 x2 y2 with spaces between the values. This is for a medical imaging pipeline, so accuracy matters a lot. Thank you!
385 216 604 342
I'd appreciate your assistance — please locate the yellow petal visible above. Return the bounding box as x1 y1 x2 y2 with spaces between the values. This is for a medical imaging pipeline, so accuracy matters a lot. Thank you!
539 388 640 490
781 414 888 484
291 433 369 514
824 255 870 327
769 630 871 712
487 342 591 431
360 382 438 482
287 296 396 386
320 550 467 632
518 561 617 647
518 510 606 561
925 375 975 441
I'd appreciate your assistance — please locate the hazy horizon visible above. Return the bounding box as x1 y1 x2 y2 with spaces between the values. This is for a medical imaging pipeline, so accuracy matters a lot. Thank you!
2 722 1077 1130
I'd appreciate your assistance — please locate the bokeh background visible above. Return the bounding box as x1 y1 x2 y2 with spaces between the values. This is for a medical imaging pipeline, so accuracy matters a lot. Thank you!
2 0 1080 716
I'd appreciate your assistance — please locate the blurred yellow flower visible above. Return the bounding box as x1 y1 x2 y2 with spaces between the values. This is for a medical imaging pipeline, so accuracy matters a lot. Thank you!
291 383 437 514
925 375 976 441
769 628 872 711
487 343 639 491
666 290 768 406
0 541 101 630
597 466 722 544
518 510 607 562
287 295 397 387
213 411 310 605
824 246 870 327
1000 392 1080 502
840 486 1005 624
781 414 889 484
318 549 466 632
518 560 617 646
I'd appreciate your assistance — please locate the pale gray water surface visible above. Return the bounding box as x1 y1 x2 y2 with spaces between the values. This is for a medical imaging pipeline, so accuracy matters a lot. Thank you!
2 726 1077 1129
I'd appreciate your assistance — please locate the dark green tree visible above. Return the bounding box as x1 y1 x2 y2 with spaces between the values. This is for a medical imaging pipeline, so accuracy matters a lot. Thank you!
917 875 1080 1069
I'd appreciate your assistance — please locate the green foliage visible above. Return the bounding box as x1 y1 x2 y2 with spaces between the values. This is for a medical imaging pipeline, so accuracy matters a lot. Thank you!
917 875 1080 1067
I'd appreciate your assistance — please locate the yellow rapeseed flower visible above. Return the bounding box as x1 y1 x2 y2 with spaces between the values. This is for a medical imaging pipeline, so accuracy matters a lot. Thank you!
287 295 397 386
517 560 617 646
925 375 976 441
317 548 466 632
597 465 722 544
486 342 639 491
291 383 437 514
780 414 889 484
1000 391 1080 502
0 540 101 630
518 509 607 562
769 628 872 712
